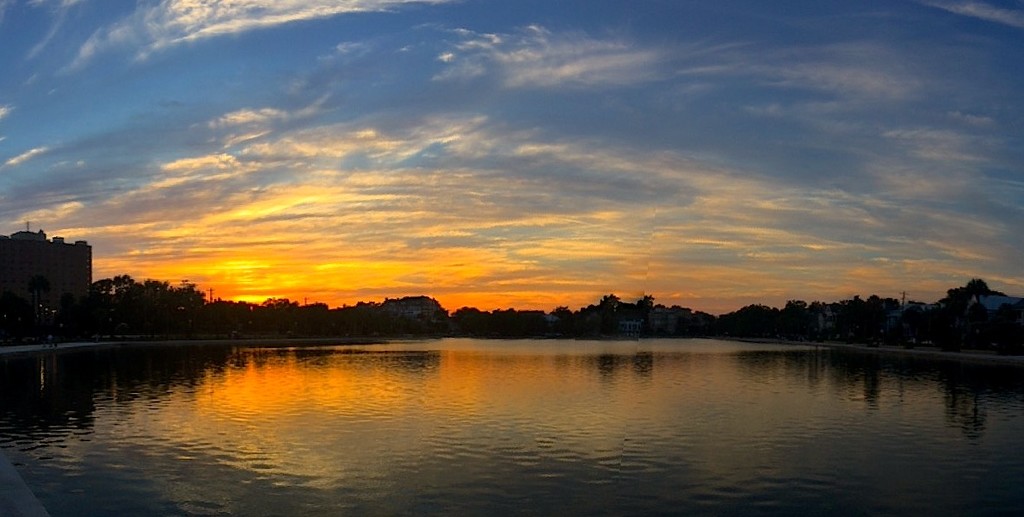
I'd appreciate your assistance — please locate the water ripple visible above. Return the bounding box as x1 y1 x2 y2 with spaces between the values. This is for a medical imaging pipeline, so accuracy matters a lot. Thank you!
3 340 1024 515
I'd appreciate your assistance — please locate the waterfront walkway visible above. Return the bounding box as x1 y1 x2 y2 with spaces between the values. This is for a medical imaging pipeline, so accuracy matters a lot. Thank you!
0 450 49 517
0 341 110 356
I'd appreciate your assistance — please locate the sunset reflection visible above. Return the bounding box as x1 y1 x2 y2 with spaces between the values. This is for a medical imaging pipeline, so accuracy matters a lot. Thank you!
88 340 978 503
6 341 1024 515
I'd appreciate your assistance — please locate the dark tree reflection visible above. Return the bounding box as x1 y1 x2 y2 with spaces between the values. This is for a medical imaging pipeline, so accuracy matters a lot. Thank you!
632 351 653 378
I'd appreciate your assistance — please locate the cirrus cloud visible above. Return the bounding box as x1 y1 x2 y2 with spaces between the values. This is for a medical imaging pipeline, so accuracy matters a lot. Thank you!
3 146 50 168
435 25 665 89
920 1 1024 29
71 0 455 69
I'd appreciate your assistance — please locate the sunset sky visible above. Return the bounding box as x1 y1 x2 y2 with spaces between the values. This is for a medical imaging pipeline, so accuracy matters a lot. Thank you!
1 0 1022 314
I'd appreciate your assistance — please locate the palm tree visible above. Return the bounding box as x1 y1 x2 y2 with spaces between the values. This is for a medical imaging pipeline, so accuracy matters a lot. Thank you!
28 275 51 325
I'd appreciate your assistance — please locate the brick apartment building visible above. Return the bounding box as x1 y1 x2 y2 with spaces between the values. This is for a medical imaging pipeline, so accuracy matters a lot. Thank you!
0 229 92 310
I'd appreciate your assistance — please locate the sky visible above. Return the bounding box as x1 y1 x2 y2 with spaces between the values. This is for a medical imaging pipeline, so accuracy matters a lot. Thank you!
1 0 1022 314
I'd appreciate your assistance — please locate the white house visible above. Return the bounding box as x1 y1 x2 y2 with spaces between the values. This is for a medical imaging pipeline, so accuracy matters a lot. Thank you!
970 295 1024 324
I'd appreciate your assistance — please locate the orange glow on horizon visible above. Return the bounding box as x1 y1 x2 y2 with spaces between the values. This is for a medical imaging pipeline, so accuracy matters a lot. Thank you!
62 119 1017 317
94 249 960 315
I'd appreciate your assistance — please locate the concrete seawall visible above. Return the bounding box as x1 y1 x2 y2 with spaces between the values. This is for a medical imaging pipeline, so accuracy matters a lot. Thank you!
0 449 50 517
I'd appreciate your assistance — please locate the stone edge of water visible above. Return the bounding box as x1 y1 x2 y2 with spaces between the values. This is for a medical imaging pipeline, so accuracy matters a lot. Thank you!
0 449 50 517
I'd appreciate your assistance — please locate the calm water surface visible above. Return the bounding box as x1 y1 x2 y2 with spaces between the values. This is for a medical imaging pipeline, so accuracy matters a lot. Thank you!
3 338 1024 515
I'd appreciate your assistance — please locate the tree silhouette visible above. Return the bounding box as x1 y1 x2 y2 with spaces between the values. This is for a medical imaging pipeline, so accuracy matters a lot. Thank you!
780 300 810 338
28 274 51 325
936 278 1005 351
0 291 33 338
598 294 621 335
944 278 1004 311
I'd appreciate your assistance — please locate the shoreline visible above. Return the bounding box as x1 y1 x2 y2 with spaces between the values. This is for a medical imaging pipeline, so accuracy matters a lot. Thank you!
3 335 1024 368
730 337 1024 367
0 337 391 358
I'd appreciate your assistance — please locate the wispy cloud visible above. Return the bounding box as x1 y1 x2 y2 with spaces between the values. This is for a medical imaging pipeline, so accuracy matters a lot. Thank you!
208 97 325 130
27 0 84 6
921 1 1024 29
3 146 49 168
948 110 995 126
882 127 986 163
25 0 86 59
665 40 925 104
47 116 676 307
40 110 1008 311
8 1 1021 311
205 98 328 149
209 108 289 129
71 0 454 68
436 25 664 88
767 62 918 100
18 100 1017 312
754 42 925 101
150 153 259 189
17 201 85 227
0 0 12 25
327 41 372 58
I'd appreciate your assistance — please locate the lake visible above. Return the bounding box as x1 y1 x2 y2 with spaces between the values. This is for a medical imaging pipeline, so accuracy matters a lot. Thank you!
2 338 1024 515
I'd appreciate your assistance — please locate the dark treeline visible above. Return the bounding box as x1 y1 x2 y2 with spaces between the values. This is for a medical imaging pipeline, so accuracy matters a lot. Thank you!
2 275 1022 354
452 294 714 338
716 279 1024 354
0 276 712 342
0 275 449 340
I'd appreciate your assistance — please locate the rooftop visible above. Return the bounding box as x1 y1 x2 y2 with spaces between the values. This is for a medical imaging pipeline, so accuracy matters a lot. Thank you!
976 295 1024 312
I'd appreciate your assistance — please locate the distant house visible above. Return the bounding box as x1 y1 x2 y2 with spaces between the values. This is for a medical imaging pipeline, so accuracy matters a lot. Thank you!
618 319 642 337
649 306 691 335
883 302 940 342
811 304 837 335
380 296 447 322
885 302 938 332
970 295 1024 325
647 305 714 336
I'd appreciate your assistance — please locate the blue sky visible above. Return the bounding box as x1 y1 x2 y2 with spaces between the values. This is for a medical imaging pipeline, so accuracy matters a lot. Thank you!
1 0 1022 313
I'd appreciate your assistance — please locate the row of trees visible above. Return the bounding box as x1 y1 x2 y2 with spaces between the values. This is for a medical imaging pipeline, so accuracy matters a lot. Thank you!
451 294 716 338
1 273 711 342
1 275 456 341
2 275 1021 353
716 297 902 342
715 279 1024 353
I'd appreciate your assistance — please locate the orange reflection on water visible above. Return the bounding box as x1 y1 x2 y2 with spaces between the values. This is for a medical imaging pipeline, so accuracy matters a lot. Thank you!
176 348 444 485
175 344 659 480
120 340 949 497
79 339 974 510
